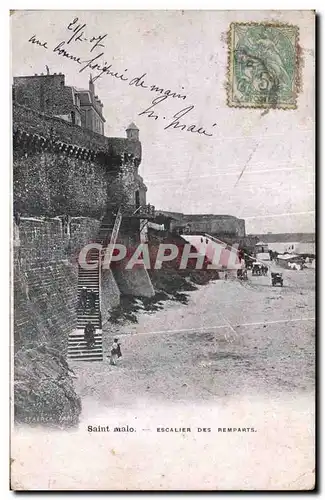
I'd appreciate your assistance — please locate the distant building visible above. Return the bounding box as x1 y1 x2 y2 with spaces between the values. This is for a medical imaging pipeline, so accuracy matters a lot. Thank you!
255 241 269 253
13 72 105 135
251 233 315 256
155 211 246 238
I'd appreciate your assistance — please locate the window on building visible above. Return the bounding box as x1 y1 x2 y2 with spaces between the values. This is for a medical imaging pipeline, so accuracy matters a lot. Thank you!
135 190 140 209
71 111 76 124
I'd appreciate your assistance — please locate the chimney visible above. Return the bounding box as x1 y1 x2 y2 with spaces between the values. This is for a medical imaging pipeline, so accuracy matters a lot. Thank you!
89 74 95 94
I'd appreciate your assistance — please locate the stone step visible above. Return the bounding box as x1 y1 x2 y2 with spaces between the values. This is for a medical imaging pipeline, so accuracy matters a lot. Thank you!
78 297 99 302
78 272 99 275
78 269 99 272
77 314 99 322
68 340 102 347
77 284 99 288
80 309 99 314
77 318 100 324
69 341 102 347
77 304 100 309
76 306 100 311
69 332 102 338
77 309 100 313
78 270 99 274
79 271 99 274
77 285 99 288
68 356 103 362
77 279 99 283
68 347 103 354
68 339 102 346
78 275 99 280
77 285 99 289
77 310 100 315
77 313 101 317
67 353 103 361
76 313 100 318
77 312 100 317
77 306 100 310
77 322 101 328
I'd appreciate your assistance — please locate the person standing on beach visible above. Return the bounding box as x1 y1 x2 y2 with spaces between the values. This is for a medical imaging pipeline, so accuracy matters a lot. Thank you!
109 338 122 365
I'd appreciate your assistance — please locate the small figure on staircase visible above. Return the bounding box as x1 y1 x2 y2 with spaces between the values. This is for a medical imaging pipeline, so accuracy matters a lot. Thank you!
109 338 122 366
88 289 98 314
14 211 21 226
79 286 88 311
84 321 96 349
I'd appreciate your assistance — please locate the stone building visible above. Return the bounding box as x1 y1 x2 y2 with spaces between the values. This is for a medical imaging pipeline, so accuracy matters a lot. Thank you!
13 72 105 134
13 72 155 372
155 211 246 238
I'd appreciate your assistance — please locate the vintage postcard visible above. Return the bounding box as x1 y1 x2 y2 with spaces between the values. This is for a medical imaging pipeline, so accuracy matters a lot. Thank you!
10 10 315 490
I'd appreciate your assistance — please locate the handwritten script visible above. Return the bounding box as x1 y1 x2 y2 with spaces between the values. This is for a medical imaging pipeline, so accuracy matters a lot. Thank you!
28 17 217 137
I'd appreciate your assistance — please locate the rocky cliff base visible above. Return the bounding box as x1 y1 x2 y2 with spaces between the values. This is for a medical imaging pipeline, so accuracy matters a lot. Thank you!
14 343 82 428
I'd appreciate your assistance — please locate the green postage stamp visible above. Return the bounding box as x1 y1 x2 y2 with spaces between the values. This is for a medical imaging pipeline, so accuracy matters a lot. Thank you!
227 22 299 109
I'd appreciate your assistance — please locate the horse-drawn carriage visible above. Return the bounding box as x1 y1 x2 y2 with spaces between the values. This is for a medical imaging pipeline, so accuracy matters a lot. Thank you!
252 263 262 276
271 272 283 287
252 263 268 276
237 269 248 280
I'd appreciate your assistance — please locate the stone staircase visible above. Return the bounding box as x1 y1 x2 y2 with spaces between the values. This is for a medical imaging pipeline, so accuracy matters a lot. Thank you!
67 328 103 362
67 213 118 362
68 252 103 361
76 263 101 330
97 218 114 247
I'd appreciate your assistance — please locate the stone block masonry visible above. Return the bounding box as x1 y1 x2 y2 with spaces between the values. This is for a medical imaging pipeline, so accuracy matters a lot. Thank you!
100 269 121 327
14 150 110 219
18 217 101 268
14 252 83 427
14 260 78 352
112 267 155 298
14 216 104 348
13 103 141 160
13 107 144 222
12 80 155 425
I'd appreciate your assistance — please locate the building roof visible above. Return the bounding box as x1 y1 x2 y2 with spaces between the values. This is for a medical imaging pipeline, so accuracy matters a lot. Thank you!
256 241 268 246
277 253 300 260
251 233 315 243
72 88 105 122
127 122 139 131
155 211 243 222
76 90 92 106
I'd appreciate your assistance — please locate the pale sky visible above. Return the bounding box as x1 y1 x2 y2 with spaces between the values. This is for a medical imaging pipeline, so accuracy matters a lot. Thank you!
11 10 315 234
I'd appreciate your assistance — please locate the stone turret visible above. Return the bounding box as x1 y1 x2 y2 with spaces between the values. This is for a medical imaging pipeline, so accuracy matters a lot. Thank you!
89 74 95 95
126 122 139 140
